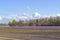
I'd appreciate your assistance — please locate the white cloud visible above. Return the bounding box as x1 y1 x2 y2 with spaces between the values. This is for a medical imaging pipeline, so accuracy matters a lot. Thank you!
2 16 13 21
42 15 51 18
56 13 60 16
34 12 41 18
5 16 13 20
26 6 31 10
18 13 32 20
22 13 28 16
1 13 60 23
0 16 2 20
19 16 28 19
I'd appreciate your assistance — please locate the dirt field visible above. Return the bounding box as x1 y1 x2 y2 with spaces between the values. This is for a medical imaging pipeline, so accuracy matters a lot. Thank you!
0 28 60 40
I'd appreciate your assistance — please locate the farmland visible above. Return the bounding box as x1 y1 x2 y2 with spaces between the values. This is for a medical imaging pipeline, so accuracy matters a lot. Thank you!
0 27 60 40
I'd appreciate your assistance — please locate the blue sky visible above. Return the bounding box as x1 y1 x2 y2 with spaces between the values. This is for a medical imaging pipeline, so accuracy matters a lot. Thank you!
0 0 40 15
0 0 60 23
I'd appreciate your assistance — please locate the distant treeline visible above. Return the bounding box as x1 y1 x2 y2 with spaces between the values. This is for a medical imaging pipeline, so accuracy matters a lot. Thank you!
1 16 60 26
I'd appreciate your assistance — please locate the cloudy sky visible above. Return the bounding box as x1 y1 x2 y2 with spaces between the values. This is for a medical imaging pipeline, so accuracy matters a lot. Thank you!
0 0 60 23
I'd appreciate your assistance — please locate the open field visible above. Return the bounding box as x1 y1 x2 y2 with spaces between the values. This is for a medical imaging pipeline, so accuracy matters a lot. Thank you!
0 28 60 40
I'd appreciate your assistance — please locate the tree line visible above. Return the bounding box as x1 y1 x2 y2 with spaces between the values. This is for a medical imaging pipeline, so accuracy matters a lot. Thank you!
0 16 60 26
